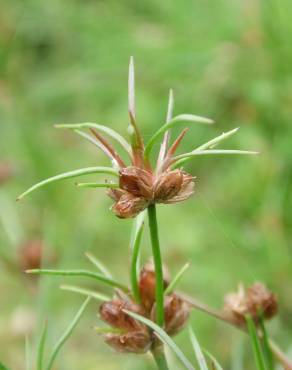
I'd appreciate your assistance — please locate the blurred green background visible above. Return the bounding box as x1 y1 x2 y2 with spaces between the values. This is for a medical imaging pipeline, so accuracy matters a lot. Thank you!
1 0 292 369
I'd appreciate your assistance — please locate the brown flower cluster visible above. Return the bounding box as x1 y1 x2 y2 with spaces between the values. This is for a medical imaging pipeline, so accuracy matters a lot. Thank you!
109 166 194 218
223 282 278 326
99 262 190 353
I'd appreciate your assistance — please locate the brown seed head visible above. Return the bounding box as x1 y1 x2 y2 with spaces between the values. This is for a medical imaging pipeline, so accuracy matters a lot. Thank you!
224 283 278 326
153 170 184 202
19 240 43 271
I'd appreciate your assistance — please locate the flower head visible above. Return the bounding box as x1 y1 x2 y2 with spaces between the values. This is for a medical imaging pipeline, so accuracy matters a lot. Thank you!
223 282 278 326
17 57 258 219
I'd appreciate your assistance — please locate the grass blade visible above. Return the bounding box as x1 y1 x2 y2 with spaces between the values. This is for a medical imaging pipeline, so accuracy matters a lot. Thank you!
144 114 214 161
164 263 190 295
124 310 195 370
84 252 112 278
46 297 90 370
172 149 258 169
37 321 48 370
26 269 128 291
76 182 119 189
55 123 131 155
60 284 110 301
203 350 224 370
246 315 266 370
189 327 208 370
196 128 240 151
130 214 145 302
17 167 118 200
259 316 274 370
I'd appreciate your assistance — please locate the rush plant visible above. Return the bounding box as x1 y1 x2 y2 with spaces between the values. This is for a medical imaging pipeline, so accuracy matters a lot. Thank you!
17 59 292 370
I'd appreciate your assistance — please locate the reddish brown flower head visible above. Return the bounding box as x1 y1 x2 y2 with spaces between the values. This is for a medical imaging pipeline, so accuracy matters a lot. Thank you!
223 283 278 326
109 167 195 218
19 239 43 271
99 298 151 354
138 261 170 312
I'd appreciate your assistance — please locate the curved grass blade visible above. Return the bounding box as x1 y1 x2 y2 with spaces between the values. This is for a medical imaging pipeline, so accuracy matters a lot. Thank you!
26 269 128 292
84 252 112 278
17 167 118 201
55 123 131 155
165 263 190 295
130 213 145 302
144 114 214 161
203 350 224 370
37 321 48 370
76 182 119 189
124 310 195 370
172 149 258 169
246 315 266 370
196 128 239 151
46 297 90 370
189 327 208 370
60 284 110 302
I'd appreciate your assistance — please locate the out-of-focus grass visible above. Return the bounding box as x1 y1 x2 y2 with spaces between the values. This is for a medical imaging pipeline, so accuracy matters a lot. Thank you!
0 0 292 368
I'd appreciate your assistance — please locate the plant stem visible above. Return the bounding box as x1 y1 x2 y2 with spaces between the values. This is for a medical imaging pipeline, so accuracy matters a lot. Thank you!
152 346 169 370
148 204 164 327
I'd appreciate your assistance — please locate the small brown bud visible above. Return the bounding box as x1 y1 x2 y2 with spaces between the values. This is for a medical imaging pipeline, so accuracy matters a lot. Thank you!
19 240 43 271
103 331 151 354
223 283 278 326
163 294 190 336
153 170 184 202
99 299 146 332
99 298 151 354
138 261 170 312
119 166 153 198
0 161 13 185
112 193 148 219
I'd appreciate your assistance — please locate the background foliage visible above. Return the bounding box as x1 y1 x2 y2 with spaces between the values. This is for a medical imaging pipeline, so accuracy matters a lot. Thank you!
0 0 291 368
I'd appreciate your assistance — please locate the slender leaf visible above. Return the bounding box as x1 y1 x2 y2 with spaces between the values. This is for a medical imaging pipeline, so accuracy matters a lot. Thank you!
144 114 214 160
130 213 145 302
60 284 110 301
189 327 208 370
26 269 128 291
37 321 48 370
55 123 131 154
76 182 119 189
246 315 266 370
84 252 112 277
204 350 224 370
46 297 90 370
17 167 118 200
124 310 195 370
165 263 190 295
128 56 136 118
259 315 274 370
172 149 258 169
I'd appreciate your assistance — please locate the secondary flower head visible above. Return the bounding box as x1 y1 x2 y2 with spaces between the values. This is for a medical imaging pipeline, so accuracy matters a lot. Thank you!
223 282 278 326
17 57 258 219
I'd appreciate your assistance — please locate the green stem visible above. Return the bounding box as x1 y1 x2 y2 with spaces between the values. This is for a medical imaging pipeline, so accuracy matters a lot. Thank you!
147 204 164 327
152 346 169 370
